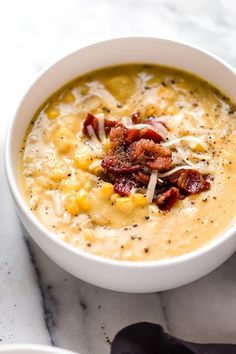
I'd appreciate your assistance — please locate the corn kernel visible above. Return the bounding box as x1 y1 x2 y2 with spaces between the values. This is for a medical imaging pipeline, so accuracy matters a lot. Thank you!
49 168 69 182
46 107 60 120
62 179 81 193
53 126 74 153
35 176 57 189
74 150 93 171
146 106 155 116
131 193 147 207
158 86 169 97
100 182 114 198
92 214 110 226
79 84 89 95
111 193 120 202
116 197 134 214
158 86 175 100
65 194 80 216
165 105 179 115
83 180 93 191
62 91 75 103
88 159 102 175
76 189 91 211
59 114 80 133
185 141 206 152
84 229 95 242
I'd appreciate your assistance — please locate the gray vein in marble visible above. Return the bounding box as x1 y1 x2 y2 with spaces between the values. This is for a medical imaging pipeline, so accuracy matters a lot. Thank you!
23 233 57 346
158 293 170 333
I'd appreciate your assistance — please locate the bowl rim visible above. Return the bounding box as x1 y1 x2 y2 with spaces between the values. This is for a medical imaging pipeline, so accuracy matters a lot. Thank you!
0 344 78 353
5 36 236 269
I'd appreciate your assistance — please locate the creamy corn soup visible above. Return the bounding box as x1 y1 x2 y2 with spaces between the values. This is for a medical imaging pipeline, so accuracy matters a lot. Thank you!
20 64 236 261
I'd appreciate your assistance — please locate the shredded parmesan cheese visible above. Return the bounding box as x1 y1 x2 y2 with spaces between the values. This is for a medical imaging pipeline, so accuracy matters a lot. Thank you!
51 191 64 217
159 165 195 178
163 136 208 150
97 115 106 142
146 171 158 203
87 125 101 146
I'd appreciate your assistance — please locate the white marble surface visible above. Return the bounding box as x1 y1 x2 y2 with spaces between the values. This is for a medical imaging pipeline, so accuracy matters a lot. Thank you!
0 0 236 353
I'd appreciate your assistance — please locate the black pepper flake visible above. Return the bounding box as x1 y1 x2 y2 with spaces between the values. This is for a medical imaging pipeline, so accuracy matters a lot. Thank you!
102 106 110 113
120 245 124 249
132 224 138 228
145 216 150 220
202 198 208 203
87 243 91 247
144 247 149 253
131 236 136 240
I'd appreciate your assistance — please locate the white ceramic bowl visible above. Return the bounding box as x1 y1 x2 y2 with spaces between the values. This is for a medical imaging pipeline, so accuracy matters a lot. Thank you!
0 345 78 354
5 37 236 293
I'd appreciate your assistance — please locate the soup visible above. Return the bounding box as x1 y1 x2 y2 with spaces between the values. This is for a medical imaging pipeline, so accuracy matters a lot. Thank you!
20 64 236 261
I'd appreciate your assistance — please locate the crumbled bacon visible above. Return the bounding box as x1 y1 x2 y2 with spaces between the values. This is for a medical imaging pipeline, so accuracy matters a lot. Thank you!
83 113 98 137
125 127 163 143
114 176 137 196
128 139 172 171
101 155 141 174
131 111 141 124
155 187 180 210
102 125 142 175
83 112 211 209
104 119 117 135
83 113 117 138
109 125 126 150
136 171 150 185
167 169 210 194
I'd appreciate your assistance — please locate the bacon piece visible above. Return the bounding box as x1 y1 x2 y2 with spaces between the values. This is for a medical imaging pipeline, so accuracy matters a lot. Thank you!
136 171 150 185
109 125 126 150
104 119 117 135
139 128 164 143
125 128 163 143
83 113 98 137
101 156 141 174
128 139 172 171
114 176 136 196
102 125 142 174
167 169 210 194
155 187 180 210
125 129 140 143
83 113 117 138
131 111 141 124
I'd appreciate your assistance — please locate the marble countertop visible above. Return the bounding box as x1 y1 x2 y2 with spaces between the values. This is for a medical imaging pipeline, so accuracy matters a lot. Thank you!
0 0 236 353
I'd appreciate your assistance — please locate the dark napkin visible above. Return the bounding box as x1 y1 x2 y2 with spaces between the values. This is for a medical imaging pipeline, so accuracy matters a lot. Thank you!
111 322 236 354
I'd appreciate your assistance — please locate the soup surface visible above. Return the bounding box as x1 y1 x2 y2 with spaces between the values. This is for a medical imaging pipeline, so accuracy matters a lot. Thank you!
20 64 236 261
